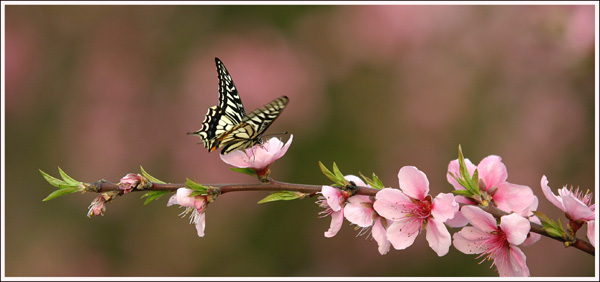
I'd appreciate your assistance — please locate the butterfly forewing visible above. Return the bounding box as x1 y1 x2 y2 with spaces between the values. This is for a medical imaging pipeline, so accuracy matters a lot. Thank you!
218 96 289 154
215 58 246 124
190 58 289 155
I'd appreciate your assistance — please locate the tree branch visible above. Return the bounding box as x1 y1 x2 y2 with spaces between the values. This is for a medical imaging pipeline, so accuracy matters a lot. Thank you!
86 179 593 256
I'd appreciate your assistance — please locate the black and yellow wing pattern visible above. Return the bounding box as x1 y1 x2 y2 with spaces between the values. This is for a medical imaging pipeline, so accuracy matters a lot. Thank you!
189 57 288 155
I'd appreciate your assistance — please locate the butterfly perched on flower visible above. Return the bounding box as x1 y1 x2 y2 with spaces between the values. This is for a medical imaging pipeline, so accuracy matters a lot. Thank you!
188 58 289 155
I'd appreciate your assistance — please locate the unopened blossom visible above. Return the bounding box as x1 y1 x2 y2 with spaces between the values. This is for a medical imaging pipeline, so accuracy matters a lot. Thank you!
87 195 106 218
374 166 458 256
541 175 595 246
447 156 537 219
118 173 143 194
342 175 391 255
167 187 208 237
453 206 531 277
220 135 293 171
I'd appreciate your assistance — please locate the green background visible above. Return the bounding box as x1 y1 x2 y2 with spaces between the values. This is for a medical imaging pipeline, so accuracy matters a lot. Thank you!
4 4 596 277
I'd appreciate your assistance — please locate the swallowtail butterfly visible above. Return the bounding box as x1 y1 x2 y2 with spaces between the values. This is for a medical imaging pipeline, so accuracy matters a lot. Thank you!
189 57 289 155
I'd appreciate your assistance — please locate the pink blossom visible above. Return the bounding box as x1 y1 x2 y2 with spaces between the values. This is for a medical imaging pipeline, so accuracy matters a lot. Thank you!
118 173 142 194
220 135 293 171
342 175 391 255
373 166 458 256
316 185 347 238
540 175 595 246
87 195 106 218
447 156 537 215
167 188 208 237
453 206 531 277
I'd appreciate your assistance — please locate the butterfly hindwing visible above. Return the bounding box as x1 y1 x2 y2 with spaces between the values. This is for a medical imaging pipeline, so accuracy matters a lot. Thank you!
189 58 288 155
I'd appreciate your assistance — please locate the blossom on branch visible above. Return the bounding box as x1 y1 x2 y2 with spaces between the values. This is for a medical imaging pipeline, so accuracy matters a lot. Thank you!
167 188 209 237
220 135 293 170
87 195 106 217
317 184 348 238
540 175 595 247
118 173 143 194
373 166 458 256
453 205 531 277
342 175 391 255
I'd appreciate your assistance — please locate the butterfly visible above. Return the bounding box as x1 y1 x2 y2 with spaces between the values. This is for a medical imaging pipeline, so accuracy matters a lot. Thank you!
188 57 289 155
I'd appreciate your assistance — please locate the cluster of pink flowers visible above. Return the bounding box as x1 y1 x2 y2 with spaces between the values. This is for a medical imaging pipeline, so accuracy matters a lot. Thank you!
172 134 594 277
318 166 459 256
316 155 594 277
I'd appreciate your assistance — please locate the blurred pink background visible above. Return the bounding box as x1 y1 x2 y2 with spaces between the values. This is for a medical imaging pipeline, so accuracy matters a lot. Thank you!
4 4 596 277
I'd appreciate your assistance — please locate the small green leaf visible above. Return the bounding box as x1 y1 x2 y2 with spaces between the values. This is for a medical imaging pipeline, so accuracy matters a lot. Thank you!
452 189 472 197
545 228 564 238
42 187 80 201
58 167 80 185
140 166 166 184
359 172 384 190
332 162 346 183
141 190 169 205
40 169 64 188
185 178 208 193
230 167 257 177
258 191 304 204
318 161 339 185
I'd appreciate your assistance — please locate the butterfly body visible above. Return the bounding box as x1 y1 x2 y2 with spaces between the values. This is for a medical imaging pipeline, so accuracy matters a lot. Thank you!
189 58 288 155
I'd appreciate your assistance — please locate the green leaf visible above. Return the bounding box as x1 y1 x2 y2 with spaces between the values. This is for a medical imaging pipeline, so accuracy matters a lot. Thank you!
185 178 208 193
545 228 564 238
40 169 64 188
359 172 384 190
318 161 339 185
332 162 346 183
140 166 166 184
141 190 169 205
230 167 257 177
451 189 472 197
42 187 80 201
58 167 80 185
257 191 304 204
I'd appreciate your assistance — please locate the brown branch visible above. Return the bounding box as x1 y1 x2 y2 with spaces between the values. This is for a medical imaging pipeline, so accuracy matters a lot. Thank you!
86 179 593 256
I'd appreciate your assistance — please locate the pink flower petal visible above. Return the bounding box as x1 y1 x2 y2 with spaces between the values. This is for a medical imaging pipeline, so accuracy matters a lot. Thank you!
494 183 535 214
431 192 459 223
174 188 196 208
373 188 411 220
321 186 344 212
220 150 251 168
499 213 531 246
344 195 374 228
461 205 498 233
195 212 206 237
495 245 530 277
587 221 595 247
562 193 594 221
372 218 390 255
324 209 344 238
386 218 420 250
444 208 470 228
425 219 452 256
273 135 293 159
540 175 565 212
398 166 429 200
520 215 542 247
452 226 490 254
344 174 368 187
477 155 508 189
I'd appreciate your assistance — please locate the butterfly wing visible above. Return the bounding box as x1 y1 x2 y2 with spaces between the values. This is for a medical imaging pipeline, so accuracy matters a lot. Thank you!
219 96 289 155
189 58 247 151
